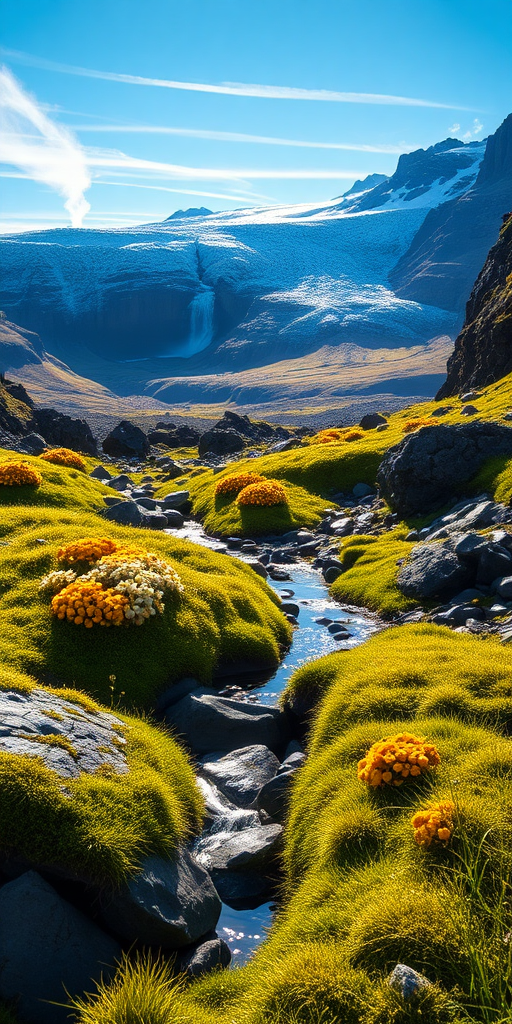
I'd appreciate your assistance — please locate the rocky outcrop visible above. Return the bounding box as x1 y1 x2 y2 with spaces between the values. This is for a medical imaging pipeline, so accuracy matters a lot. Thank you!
389 114 512 313
377 422 512 516
437 213 512 397
33 407 97 455
0 375 34 438
102 420 150 459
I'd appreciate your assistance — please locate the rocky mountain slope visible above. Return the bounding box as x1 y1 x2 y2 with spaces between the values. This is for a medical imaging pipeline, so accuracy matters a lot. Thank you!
437 212 512 397
0 136 490 388
389 113 512 312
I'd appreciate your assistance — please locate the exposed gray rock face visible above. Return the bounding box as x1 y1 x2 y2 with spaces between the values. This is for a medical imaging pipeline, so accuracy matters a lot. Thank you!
102 420 149 459
388 963 431 999
199 745 280 808
397 544 472 599
0 688 127 779
165 693 288 755
377 423 512 516
0 871 120 1024
100 850 221 949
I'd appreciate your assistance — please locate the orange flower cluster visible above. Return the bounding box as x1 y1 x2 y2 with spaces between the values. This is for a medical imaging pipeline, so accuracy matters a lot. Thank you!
236 479 288 507
357 732 441 788
51 580 130 627
0 461 42 487
57 538 119 565
412 800 454 847
215 472 264 496
309 428 346 445
309 427 365 445
40 448 87 472
402 418 432 434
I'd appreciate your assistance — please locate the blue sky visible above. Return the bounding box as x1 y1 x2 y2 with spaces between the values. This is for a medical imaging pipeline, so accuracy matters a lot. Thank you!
0 0 511 232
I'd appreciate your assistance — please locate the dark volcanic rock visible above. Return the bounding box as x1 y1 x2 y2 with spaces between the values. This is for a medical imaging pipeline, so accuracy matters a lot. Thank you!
377 422 512 516
180 937 231 977
102 419 150 459
33 408 96 455
397 544 472 599
437 213 512 398
147 425 200 447
100 851 221 949
359 412 387 429
199 745 280 808
0 871 120 1024
165 693 288 755
198 428 245 457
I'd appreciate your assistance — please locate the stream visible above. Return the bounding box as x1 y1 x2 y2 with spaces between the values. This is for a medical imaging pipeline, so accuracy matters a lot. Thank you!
165 520 380 965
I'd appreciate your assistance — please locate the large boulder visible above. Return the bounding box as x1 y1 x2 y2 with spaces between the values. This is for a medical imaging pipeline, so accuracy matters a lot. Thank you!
199 745 280 808
198 428 245 458
147 425 200 447
0 871 121 1024
397 543 472 599
102 420 150 459
165 693 288 755
180 937 231 977
100 850 221 949
377 422 512 516
33 408 96 455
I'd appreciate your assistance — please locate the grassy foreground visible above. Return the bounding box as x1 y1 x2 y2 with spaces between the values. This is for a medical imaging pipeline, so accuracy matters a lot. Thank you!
73 624 512 1023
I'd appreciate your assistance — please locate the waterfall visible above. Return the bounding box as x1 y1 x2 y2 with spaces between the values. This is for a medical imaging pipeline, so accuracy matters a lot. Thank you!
185 286 215 356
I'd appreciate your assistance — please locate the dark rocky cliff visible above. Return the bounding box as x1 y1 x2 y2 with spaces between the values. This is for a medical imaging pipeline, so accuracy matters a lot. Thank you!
437 213 512 398
389 114 512 313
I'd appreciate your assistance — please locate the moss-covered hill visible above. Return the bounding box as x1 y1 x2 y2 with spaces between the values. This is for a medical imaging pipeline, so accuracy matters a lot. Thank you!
0 450 291 707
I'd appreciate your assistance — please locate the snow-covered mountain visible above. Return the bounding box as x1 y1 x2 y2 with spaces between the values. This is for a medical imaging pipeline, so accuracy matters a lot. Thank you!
0 125 508 398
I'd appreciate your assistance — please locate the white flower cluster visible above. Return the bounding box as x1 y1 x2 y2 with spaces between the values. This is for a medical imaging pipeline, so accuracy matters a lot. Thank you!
89 553 184 626
39 568 78 594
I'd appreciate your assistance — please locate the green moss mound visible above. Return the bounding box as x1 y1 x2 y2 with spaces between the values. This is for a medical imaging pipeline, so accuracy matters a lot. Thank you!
286 622 512 731
0 506 291 708
174 470 329 537
0 666 202 885
0 448 112 510
330 527 418 617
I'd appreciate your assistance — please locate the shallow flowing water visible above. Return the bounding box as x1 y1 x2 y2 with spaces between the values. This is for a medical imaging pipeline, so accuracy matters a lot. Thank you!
165 521 380 963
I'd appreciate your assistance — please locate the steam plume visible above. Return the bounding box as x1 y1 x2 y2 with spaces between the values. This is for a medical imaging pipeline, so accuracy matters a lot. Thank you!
0 66 91 226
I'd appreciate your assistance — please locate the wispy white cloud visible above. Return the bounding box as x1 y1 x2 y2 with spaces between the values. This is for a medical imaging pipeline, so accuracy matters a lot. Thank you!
85 146 369 180
462 118 484 140
96 180 272 203
0 65 91 226
0 47 470 110
449 122 461 133
69 123 409 155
